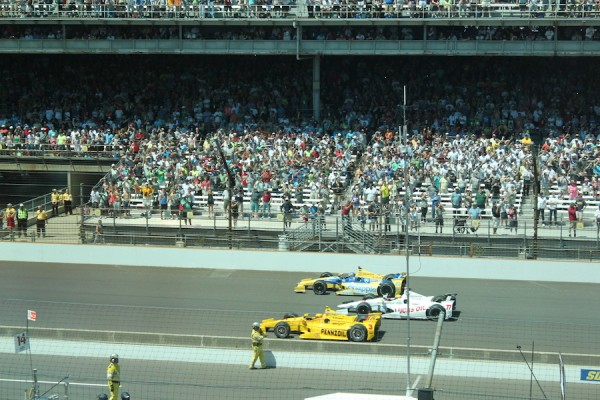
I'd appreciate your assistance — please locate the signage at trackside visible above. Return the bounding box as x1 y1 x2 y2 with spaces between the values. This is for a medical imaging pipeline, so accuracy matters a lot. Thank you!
580 369 600 383
27 310 37 321
14 332 30 353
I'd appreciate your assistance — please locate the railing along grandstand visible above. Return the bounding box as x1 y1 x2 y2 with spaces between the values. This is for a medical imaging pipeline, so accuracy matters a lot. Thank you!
0 0 599 20
4 200 599 261
0 146 120 160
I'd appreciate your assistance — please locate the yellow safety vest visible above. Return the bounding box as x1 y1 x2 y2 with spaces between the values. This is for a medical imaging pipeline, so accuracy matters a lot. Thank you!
106 362 120 383
251 329 264 346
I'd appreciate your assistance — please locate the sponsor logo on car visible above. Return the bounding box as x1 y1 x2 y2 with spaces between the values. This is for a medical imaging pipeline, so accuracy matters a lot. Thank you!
346 284 374 293
321 328 347 337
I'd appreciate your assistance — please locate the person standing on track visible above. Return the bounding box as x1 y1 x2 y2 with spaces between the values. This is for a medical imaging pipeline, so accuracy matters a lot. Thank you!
249 322 267 369
106 353 121 400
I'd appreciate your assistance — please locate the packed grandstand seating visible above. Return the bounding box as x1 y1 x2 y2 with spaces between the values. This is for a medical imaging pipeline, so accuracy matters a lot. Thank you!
0 0 599 20
1 24 599 41
0 55 599 222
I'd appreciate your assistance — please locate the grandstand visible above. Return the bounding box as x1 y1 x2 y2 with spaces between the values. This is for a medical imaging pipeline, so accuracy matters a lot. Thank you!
1 8 600 400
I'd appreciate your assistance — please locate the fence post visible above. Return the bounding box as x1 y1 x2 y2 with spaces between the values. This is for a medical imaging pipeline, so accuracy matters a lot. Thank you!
178 213 183 239
145 210 150 235
79 182 84 210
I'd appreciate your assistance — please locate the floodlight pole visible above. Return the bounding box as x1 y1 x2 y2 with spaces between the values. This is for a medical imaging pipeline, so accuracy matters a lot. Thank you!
402 85 412 394
216 139 234 249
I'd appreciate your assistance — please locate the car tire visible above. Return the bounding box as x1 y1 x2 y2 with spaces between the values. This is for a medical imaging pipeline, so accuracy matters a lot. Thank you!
348 324 368 342
377 282 396 297
283 313 298 319
362 294 377 300
320 272 333 278
313 280 327 295
426 304 446 321
274 321 291 338
383 274 396 281
356 302 372 315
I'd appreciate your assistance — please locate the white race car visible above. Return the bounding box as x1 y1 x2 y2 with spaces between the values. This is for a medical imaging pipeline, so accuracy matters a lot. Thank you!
336 291 459 320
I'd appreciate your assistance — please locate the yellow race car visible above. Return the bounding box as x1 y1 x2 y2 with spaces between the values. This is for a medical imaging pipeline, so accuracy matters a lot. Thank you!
260 306 382 342
294 267 407 297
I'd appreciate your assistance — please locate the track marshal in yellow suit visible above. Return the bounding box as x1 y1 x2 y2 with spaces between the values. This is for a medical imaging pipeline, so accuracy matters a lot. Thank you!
249 322 268 369
106 353 121 400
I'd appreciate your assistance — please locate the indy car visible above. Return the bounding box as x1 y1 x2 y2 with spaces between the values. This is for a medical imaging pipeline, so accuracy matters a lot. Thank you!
293 267 407 297
260 306 382 342
336 291 459 320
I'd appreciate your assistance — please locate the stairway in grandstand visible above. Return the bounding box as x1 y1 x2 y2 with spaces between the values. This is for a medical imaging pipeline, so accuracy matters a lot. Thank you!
341 225 382 254
286 219 382 254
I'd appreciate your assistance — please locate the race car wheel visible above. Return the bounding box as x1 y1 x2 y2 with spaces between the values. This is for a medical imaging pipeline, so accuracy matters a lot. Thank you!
356 302 372 315
426 304 446 321
362 294 377 300
432 295 446 303
313 280 327 295
377 282 396 297
283 313 298 319
348 324 368 342
320 272 333 278
383 274 396 281
274 321 291 338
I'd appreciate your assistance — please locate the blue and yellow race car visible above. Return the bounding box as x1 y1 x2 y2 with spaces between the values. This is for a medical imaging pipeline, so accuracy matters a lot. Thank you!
293 267 406 297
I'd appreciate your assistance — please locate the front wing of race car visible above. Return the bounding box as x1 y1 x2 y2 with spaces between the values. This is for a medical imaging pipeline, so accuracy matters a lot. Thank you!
293 277 343 294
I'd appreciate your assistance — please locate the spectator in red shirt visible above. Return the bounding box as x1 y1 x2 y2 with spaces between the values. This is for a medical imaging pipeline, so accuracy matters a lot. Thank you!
568 203 578 238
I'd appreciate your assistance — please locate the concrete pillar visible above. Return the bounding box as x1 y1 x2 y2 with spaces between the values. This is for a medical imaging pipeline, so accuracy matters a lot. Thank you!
312 55 321 122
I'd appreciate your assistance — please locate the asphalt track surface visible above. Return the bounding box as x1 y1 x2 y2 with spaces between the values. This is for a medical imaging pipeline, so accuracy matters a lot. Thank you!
1 261 599 399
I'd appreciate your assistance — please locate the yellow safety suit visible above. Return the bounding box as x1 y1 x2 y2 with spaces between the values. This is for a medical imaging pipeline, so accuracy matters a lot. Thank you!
51 191 60 216
249 327 266 369
106 362 120 400
35 209 48 237
63 191 73 215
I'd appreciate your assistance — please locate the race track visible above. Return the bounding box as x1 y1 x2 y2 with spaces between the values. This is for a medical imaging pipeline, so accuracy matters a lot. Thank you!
1 261 598 356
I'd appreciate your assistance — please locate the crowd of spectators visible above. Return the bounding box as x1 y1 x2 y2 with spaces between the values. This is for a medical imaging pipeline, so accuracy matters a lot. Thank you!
0 55 599 225
1 0 600 20
3 24 600 41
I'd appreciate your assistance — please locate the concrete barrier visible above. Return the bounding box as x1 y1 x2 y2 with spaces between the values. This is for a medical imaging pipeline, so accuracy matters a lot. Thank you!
1 242 600 283
2 325 596 366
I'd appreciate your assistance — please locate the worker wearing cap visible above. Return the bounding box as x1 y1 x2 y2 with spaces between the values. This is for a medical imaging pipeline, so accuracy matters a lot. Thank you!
16 204 28 238
35 206 48 238
106 353 121 400
249 322 267 369
51 189 60 216
63 189 73 215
